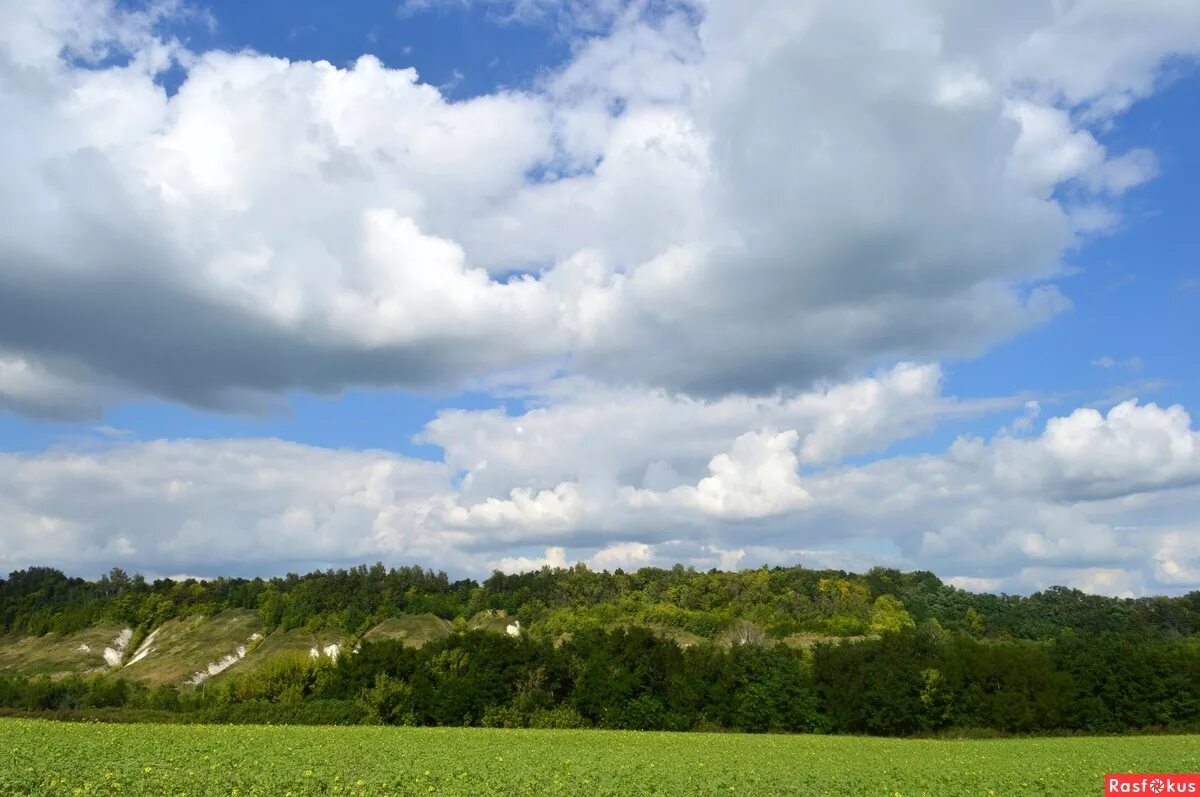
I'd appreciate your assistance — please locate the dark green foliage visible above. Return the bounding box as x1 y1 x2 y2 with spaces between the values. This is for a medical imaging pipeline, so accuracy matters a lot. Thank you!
2 561 1199 736
4 563 1199 645
197 699 365 726
0 627 1198 735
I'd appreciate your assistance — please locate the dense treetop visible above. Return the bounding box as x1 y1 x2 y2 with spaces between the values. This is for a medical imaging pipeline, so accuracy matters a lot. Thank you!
3 562 1198 642
2 563 1199 736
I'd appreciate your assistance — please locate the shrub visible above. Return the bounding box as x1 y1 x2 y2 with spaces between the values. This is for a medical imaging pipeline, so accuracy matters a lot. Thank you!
527 706 588 729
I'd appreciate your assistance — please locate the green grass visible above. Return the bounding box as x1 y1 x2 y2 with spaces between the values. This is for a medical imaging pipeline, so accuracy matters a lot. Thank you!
468 610 517 635
211 626 340 681
364 615 453 648
2 719 1197 796
779 633 873 649
120 610 263 686
620 624 706 648
0 624 127 678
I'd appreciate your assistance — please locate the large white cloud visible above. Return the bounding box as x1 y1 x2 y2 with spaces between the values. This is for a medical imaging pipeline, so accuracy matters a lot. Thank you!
0 438 457 576
433 396 1200 594
1 0 1196 415
421 363 1010 503
4 391 1199 596
628 429 812 519
2 0 1198 597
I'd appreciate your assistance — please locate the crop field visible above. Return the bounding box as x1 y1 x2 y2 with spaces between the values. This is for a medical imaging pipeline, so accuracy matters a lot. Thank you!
2 719 1198 796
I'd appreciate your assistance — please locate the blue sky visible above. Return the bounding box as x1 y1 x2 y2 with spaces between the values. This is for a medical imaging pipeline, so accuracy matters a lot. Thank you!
0 0 1198 594
172 0 576 98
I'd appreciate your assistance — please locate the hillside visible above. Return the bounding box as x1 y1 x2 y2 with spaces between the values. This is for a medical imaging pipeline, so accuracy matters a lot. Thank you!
0 622 128 678
1 562 1198 691
1 562 1199 735
0 604 521 688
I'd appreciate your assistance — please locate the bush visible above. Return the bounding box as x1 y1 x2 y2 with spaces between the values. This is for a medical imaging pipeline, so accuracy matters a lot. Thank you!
621 696 666 731
229 652 326 703
822 615 869 637
480 704 525 728
358 674 414 725
527 706 588 729
199 699 363 726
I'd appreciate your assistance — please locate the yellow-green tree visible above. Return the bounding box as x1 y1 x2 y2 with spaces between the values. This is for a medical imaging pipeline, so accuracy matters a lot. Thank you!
869 594 916 633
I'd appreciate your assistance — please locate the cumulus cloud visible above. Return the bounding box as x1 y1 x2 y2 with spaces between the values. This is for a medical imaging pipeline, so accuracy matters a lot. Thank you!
0 439 456 577
1 0 1196 415
987 400 1200 500
2 1 1198 597
629 430 811 519
492 545 570 573
491 541 654 574
4 395 1198 595
0 353 126 420
793 400 1200 591
1154 531 1200 586
452 397 1200 592
422 362 1010 503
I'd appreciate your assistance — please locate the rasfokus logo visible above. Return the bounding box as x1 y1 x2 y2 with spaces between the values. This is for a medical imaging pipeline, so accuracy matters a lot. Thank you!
1106 774 1200 795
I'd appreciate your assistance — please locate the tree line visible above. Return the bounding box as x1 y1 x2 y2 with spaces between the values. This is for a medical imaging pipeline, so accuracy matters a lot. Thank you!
3 562 1199 642
2 562 1198 736
1 626 1197 735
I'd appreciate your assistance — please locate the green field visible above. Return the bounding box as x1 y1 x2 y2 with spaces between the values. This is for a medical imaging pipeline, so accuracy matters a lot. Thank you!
2 719 1197 796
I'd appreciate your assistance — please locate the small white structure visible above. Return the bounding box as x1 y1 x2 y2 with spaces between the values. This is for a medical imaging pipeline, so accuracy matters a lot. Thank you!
505 620 521 637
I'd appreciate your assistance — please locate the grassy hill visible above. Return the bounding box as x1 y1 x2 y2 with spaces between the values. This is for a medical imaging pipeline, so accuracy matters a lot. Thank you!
1 612 484 687
467 609 519 635
363 614 452 648
120 609 264 687
0 611 730 687
202 626 346 686
2 561 1197 697
0 623 128 679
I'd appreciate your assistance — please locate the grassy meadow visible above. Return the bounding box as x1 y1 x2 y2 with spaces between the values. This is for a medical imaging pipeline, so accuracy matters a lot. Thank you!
2 717 1198 796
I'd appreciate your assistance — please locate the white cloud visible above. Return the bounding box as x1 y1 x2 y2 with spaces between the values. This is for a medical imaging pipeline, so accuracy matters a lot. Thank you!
1 396 1199 594
433 482 586 532
948 567 1145 599
1092 355 1144 370
1 1 1198 597
1010 400 1042 435
999 0 1200 117
0 439 457 576
422 362 1008 503
629 429 811 519
587 541 654 571
492 545 570 573
1 0 1196 415
1154 530 1200 585
992 400 1200 500
452 397 1200 592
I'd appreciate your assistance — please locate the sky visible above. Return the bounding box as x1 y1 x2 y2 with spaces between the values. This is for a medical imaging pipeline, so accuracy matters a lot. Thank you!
0 0 1198 596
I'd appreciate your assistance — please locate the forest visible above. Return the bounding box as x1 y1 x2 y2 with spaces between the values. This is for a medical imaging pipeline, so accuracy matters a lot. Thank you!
1 563 1198 735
